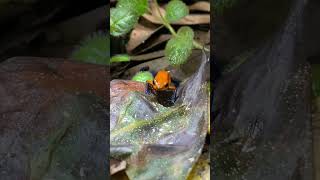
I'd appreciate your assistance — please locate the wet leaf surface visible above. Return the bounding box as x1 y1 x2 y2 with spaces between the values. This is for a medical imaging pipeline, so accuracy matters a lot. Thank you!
110 54 209 180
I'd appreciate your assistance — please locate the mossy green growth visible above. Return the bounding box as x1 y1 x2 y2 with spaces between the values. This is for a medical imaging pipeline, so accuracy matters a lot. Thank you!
132 71 154 83
71 32 109 65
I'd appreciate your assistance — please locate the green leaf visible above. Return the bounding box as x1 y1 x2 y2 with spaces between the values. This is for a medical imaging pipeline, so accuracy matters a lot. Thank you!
312 64 320 97
165 0 189 22
132 71 154 82
111 54 130 63
110 7 139 37
177 26 194 39
165 26 194 65
118 0 148 16
213 0 238 14
110 71 209 179
71 32 109 65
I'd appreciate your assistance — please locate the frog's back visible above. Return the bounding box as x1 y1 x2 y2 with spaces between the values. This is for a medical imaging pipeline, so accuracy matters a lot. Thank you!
155 70 170 88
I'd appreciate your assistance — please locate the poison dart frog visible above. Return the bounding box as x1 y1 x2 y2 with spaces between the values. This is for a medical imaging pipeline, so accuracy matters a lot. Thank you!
145 70 177 107
147 70 176 92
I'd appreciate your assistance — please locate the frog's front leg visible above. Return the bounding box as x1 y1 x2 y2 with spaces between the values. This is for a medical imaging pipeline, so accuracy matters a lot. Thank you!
145 81 156 95
168 84 176 90
166 89 177 104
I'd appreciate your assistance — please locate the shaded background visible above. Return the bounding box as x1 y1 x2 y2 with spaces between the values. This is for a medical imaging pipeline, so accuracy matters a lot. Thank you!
0 1 109 179
212 0 320 179
0 0 106 62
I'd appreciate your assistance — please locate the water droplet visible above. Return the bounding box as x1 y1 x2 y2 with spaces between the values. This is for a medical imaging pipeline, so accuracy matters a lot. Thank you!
188 158 194 163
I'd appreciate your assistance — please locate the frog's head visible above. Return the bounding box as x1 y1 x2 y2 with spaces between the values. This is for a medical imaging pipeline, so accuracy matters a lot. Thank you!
153 70 171 90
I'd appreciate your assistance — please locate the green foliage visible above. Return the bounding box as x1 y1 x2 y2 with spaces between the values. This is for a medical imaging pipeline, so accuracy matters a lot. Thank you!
111 54 130 63
177 25 194 38
165 26 194 65
71 32 109 65
111 0 149 36
165 0 189 22
312 65 320 97
111 78 209 179
132 71 154 82
213 0 238 14
110 7 139 37
118 0 148 16
110 0 207 66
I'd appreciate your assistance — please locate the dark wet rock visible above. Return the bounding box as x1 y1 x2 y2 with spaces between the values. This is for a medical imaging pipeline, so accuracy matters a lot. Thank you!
213 0 313 179
0 57 108 180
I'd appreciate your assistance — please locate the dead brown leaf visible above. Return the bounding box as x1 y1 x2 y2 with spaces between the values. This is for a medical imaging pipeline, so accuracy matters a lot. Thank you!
142 2 210 25
137 34 171 54
143 13 210 25
194 30 210 45
125 57 169 79
127 1 210 54
111 171 129 180
130 50 165 61
110 159 127 175
189 1 210 12
126 24 163 53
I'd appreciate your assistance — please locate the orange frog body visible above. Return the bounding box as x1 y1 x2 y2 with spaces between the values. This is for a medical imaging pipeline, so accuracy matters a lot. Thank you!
146 70 177 106
147 70 176 91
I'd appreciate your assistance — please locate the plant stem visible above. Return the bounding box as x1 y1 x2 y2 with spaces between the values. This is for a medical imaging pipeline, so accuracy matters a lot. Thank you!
153 0 177 36
193 40 210 52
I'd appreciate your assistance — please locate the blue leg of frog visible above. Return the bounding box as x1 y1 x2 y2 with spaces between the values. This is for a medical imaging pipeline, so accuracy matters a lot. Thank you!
172 90 178 103
145 82 156 95
140 66 156 95
145 83 152 95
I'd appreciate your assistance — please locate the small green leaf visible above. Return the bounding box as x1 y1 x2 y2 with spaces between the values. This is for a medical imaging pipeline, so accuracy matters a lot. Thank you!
71 32 109 65
111 54 130 63
165 0 189 23
177 26 194 40
165 26 194 65
132 71 154 82
118 0 148 16
110 7 139 37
